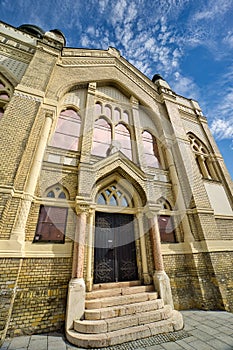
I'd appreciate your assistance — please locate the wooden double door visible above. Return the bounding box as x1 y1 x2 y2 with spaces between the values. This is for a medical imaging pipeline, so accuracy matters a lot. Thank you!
94 212 138 284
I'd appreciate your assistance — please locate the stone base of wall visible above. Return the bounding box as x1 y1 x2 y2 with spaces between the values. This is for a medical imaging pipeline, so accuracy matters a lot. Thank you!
0 257 72 341
164 251 233 312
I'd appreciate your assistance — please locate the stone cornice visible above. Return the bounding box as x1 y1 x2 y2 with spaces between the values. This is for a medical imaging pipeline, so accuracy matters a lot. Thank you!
0 42 34 63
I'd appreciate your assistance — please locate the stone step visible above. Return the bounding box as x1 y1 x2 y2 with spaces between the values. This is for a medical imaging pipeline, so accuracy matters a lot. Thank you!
86 284 155 300
92 280 141 290
84 298 164 320
85 291 158 309
67 310 183 348
74 305 172 334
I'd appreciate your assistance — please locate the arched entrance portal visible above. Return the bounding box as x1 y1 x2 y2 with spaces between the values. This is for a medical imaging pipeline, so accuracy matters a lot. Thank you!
94 182 138 284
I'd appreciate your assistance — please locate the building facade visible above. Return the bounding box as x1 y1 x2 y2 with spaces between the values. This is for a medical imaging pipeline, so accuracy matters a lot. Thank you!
0 21 232 347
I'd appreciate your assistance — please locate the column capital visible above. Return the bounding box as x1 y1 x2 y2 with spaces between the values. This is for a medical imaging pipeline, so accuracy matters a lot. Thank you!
44 110 55 121
130 95 139 107
88 82 96 95
144 203 161 218
75 197 95 215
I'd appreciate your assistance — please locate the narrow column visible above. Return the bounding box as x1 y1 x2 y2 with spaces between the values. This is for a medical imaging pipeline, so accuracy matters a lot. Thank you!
86 209 94 291
147 208 174 308
136 211 151 284
72 209 87 278
66 203 88 331
149 214 164 272
10 111 54 243
198 155 211 179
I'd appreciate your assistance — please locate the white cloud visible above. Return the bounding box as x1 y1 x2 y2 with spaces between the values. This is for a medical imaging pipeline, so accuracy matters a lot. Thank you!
171 72 200 99
210 118 233 140
193 0 233 21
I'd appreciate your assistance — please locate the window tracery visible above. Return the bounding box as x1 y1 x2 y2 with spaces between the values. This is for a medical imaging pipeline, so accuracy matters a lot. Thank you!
188 133 217 180
97 184 133 207
45 184 69 200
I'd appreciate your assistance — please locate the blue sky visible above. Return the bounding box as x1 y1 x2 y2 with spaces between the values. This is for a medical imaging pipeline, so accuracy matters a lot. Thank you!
1 0 233 178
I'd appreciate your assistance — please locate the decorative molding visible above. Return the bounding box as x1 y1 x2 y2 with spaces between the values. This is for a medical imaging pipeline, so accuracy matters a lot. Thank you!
0 43 34 62
14 91 42 102
161 240 233 255
60 57 115 66
60 55 161 103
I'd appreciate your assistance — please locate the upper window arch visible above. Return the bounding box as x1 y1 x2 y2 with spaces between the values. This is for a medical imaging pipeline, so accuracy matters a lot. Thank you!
96 184 133 207
45 184 69 200
157 197 172 210
115 123 132 160
92 117 112 157
0 75 14 120
187 132 217 180
95 102 102 116
50 108 81 151
142 131 160 168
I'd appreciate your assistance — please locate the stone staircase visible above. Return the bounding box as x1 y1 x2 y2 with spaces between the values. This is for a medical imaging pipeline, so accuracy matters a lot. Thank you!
66 281 183 348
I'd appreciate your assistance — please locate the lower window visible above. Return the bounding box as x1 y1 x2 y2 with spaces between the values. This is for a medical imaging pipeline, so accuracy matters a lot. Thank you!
158 215 176 243
33 205 67 243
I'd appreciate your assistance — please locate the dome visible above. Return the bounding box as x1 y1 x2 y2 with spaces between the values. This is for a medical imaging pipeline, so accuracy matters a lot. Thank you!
152 74 165 83
49 29 66 46
18 24 45 39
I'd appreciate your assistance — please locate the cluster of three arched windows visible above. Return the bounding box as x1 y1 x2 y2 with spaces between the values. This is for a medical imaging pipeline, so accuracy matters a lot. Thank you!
50 107 161 168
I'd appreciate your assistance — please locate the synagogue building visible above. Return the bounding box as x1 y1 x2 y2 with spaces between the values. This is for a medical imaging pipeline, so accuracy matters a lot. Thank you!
0 21 232 348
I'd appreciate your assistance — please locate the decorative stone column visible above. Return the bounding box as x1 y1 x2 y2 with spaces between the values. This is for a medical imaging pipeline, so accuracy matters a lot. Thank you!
66 202 89 331
146 207 174 308
10 111 54 244
86 208 95 292
136 211 151 285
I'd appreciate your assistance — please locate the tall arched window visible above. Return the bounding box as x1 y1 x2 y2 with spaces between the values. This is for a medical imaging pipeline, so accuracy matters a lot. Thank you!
0 75 13 120
142 131 160 168
92 118 112 157
50 109 81 151
156 197 176 243
188 133 217 180
115 123 132 160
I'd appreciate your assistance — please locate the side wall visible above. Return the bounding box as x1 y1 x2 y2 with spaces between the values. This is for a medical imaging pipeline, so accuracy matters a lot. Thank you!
164 251 233 312
0 258 72 338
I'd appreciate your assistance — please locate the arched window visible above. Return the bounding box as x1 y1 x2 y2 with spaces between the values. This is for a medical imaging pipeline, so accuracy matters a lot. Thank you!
95 102 102 116
92 118 111 157
188 133 216 180
50 109 81 151
142 131 160 168
45 185 69 200
104 105 112 118
114 108 121 122
33 185 69 243
97 184 133 207
0 75 13 120
115 123 132 160
122 111 129 123
156 197 176 243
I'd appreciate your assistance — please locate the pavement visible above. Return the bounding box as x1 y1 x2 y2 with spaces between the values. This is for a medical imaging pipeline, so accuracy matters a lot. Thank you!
1 310 233 350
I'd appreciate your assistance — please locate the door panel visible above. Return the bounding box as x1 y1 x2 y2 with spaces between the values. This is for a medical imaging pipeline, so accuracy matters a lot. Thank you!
94 212 138 283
